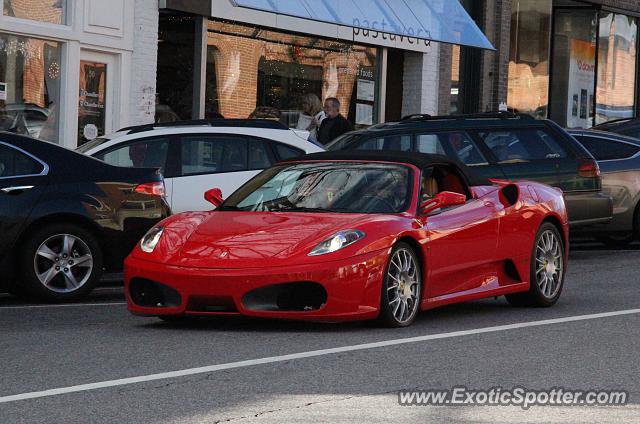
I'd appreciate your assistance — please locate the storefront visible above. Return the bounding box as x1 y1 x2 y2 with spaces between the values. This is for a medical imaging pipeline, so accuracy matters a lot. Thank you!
508 0 639 128
0 0 158 149
157 0 493 132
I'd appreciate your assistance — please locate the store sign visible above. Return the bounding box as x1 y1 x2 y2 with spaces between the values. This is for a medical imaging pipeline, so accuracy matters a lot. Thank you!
566 39 595 129
351 24 432 51
78 61 107 146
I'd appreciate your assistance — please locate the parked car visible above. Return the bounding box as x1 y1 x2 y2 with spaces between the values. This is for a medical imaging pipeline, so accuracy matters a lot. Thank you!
125 151 568 327
567 129 640 246
77 119 324 213
593 117 640 140
0 103 51 139
0 133 170 301
327 112 612 228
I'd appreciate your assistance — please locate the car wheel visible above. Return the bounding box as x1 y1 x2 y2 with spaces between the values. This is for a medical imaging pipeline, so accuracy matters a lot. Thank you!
19 223 103 302
506 222 565 307
378 242 422 327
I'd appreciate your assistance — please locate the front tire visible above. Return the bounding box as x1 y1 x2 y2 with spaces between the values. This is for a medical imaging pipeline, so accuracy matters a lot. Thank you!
506 222 565 307
19 223 103 302
378 242 422 327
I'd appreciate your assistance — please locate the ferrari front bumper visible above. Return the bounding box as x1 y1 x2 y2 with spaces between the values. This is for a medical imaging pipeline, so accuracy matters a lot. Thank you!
124 249 390 322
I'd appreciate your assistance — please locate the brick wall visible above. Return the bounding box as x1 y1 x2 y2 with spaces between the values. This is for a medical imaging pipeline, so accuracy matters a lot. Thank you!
130 0 159 125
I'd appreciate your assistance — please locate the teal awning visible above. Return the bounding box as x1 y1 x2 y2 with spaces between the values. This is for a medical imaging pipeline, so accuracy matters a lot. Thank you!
229 0 494 50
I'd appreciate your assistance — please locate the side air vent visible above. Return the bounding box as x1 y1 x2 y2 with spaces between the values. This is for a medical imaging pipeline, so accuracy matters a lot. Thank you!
500 184 519 208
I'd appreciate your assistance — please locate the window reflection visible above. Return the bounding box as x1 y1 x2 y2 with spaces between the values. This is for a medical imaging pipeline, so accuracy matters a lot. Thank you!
3 0 66 25
507 0 552 119
0 33 61 142
596 13 637 125
205 20 378 129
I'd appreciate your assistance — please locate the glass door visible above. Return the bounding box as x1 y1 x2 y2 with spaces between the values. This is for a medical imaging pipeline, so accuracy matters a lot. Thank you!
77 51 115 147
549 8 597 129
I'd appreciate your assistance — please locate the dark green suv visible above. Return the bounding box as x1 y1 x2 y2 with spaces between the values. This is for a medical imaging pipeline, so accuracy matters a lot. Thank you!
327 113 612 227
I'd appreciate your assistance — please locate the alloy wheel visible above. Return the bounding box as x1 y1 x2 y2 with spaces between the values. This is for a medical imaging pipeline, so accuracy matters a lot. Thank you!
386 248 420 324
535 229 563 299
33 234 94 293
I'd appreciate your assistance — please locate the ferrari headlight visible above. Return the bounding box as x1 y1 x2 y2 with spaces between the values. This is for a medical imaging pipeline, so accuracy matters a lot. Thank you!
309 230 365 256
140 226 164 253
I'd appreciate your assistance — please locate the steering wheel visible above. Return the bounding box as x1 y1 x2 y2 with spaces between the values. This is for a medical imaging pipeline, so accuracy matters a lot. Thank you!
360 194 396 213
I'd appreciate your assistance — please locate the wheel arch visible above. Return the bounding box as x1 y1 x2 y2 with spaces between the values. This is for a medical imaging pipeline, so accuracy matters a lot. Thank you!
541 214 567 247
396 236 425 274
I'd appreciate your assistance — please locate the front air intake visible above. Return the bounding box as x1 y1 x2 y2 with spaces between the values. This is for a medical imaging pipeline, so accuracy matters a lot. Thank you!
242 282 327 312
129 278 181 308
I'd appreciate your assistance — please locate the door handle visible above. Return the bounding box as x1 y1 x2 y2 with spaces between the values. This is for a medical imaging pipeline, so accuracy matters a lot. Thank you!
1 185 34 194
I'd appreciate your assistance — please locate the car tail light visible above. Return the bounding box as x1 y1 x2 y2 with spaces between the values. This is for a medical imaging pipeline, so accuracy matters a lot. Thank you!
135 181 165 197
578 159 600 178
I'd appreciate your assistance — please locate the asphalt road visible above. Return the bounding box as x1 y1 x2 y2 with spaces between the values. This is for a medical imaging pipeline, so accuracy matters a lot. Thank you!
1 242 639 423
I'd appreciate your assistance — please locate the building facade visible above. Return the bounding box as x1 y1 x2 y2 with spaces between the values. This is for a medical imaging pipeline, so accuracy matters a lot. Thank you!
3 0 638 151
155 0 474 132
0 0 158 149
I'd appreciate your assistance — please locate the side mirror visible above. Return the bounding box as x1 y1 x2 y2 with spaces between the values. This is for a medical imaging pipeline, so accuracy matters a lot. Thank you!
204 188 224 208
420 191 466 215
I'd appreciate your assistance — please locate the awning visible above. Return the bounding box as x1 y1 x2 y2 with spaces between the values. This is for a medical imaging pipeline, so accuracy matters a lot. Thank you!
229 0 494 50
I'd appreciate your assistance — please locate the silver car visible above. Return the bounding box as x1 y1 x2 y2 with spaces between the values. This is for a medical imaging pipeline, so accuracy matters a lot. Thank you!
568 129 640 246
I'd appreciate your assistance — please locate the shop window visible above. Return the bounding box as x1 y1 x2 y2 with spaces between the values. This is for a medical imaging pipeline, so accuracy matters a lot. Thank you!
156 12 195 121
3 0 67 25
205 20 378 133
507 0 552 119
549 8 597 129
596 13 637 125
0 33 62 143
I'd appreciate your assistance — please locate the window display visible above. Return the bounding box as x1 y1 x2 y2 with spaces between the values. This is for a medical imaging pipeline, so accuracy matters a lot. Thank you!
596 13 637 125
0 33 61 143
3 0 67 25
205 20 378 129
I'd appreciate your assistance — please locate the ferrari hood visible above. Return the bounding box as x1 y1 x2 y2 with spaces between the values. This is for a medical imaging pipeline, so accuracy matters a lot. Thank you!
171 211 372 268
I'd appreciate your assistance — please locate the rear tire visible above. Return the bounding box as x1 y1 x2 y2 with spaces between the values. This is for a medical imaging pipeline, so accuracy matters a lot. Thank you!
506 222 565 307
378 242 422 327
18 223 103 302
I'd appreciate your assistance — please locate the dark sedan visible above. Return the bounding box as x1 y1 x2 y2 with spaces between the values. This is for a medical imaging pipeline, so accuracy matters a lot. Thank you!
568 129 640 246
0 132 170 301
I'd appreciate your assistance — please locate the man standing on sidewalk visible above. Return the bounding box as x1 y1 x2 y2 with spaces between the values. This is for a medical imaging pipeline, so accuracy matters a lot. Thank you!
316 97 354 145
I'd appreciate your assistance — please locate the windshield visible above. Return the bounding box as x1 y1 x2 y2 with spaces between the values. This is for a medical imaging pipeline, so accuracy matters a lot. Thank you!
221 162 413 214
75 136 112 153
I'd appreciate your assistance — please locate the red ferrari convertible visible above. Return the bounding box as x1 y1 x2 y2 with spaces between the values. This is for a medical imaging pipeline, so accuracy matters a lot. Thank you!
125 152 569 327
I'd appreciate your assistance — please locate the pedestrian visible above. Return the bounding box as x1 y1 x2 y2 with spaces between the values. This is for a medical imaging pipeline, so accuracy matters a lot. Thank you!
316 97 353 145
297 93 324 143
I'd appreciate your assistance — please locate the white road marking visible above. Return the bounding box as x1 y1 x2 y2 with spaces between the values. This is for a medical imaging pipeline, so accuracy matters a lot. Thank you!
0 302 126 310
1 308 639 404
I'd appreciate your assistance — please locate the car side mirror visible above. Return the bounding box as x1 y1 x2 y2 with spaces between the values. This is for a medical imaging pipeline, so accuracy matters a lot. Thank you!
204 188 224 208
420 191 466 215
